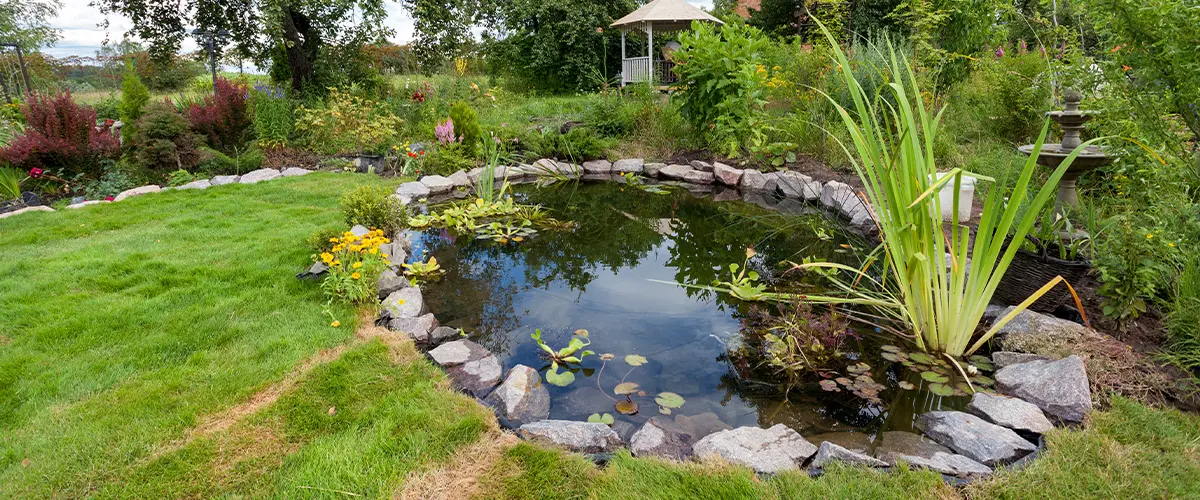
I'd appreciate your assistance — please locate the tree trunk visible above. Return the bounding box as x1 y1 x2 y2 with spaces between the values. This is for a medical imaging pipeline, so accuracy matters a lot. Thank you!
281 7 319 92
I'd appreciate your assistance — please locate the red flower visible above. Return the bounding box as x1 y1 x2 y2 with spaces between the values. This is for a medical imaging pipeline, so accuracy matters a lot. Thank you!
104 195 114 201
411 91 426 102
29 167 44 178
419 150 425 156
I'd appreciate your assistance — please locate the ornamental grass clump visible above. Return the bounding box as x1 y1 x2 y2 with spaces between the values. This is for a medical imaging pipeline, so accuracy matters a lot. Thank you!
788 22 1098 358
317 229 392 306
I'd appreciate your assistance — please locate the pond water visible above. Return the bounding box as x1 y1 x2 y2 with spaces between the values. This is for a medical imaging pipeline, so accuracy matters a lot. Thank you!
409 181 965 442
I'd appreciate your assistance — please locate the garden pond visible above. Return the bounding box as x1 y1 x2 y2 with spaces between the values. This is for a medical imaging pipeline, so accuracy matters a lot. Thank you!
407 181 981 443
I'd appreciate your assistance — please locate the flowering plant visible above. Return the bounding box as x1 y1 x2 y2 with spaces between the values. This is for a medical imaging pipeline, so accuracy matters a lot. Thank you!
317 229 393 306
434 118 459 145
295 88 403 155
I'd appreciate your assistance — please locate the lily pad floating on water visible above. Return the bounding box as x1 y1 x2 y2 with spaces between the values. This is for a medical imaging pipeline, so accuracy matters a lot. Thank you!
908 352 936 365
574 329 589 337
613 382 640 395
819 379 840 392
599 353 616 361
624 354 647 366
659 407 672 415
654 392 685 409
587 413 615 425
544 365 576 387
928 382 955 397
898 381 916 391
921 371 949 384
615 400 639 415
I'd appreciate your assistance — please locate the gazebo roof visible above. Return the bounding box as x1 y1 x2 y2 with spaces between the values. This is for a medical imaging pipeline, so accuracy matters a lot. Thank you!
610 0 724 30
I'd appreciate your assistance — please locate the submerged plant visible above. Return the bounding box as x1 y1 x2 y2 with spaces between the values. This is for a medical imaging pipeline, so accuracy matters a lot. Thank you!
533 328 594 386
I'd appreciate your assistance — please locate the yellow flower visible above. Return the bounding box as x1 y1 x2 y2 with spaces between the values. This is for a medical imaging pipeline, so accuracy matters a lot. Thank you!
369 248 379 255
351 272 361 280
1169 242 1176 247
328 238 338 243
1146 234 1154 239
397 299 406 305
332 260 341 266
320 252 334 263
331 320 341 328
352 262 363 269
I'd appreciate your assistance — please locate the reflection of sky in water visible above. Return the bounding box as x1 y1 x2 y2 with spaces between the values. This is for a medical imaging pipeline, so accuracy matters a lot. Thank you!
414 184 884 435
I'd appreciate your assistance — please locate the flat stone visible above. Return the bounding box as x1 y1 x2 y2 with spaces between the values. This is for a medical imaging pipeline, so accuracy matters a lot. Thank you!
65 200 109 209
895 451 993 477
582 159 612 174
994 307 1091 353
968 392 1054 434
811 441 888 468
395 181 431 199
644 162 666 177
210 175 239 185
517 420 623 454
176 179 211 190
428 326 461 346
281 167 312 177
672 412 731 441
555 161 581 177
630 417 693 460
382 287 425 319
429 339 477 366
299 261 328 278
775 171 821 200
712 162 744 186
448 170 471 187
739 170 778 191
485 364 550 427
113 185 161 201
681 170 715 185
450 355 502 397
238 168 281 184
712 189 740 202
916 411 1036 466
377 268 410 299
658 164 695 181
692 424 816 474
0 205 54 218
820 180 855 209
994 355 1092 424
805 431 873 454
992 351 1050 369
612 158 644 174
350 225 370 237
387 313 438 344
821 180 873 226
874 431 992 477
689 160 713 172
420 175 454 194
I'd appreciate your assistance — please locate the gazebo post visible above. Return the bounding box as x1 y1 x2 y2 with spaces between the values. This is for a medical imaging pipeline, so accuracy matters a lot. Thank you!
620 29 627 87
647 22 654 85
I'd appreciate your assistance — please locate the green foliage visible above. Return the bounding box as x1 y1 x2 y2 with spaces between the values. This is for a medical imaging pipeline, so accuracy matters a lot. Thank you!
295 89 403 155
0 167 21 200
421 144 477 176
339 185 408 233
672 22 773 157
448 101 481 156
80 159 140 199
119 61 150 140
306 226 345 253
165 169 196 187
131 101 202 172
251 87 293 149
194 145 265 176
583 85 660 137
953 52 1054 143
1163 256 1200 375
532 328 593 387
91 96 121 121
318 228 391 306
519 126 612 162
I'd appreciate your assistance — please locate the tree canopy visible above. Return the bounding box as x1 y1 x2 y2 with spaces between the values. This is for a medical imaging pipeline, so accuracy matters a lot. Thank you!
0 0 61 49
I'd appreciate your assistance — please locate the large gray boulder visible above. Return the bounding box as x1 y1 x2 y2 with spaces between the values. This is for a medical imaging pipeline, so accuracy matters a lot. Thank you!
382 287 426 319
992 351 1050 369
630 417 694 460
517 420 623 454
811 441 887 468
420 175 455 194
485 364 550 427
968 392 1054 434
644 162 667 177
739 170 778 192
994 307 1091 353
712 162 744 187
776 171 821 200
238 168 282 184
176 179 212 190
428 339 502 397
994 355 1092 424
612 158 645 174
916 411 1036 466
681 169 715 185
582 159 613 174
692 424 816 474
387 313 438 344
448 169 472 188
350 224 370 237
377 268 410 299
873 431 992 477
210 175 240 186
281 167 312 177
113 185 161 201
658 163 695 181
821 180 873 226
428 326 462 346
689 160 714 172
395 181 431 199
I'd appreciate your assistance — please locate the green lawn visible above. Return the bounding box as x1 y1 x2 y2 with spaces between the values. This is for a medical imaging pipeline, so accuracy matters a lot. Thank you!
1 174 1198 498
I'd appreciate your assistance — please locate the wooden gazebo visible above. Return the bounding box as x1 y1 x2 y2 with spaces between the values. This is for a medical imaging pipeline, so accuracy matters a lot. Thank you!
611 0 723 86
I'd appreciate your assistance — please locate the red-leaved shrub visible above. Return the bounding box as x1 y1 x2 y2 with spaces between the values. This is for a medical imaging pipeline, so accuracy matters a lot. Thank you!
0 91 120 179
188 78 252 153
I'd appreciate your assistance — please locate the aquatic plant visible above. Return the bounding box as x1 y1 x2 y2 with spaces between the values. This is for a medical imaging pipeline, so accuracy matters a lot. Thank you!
402 256 444 285
619 172 669 195
533 328 594 387
475 220 537 244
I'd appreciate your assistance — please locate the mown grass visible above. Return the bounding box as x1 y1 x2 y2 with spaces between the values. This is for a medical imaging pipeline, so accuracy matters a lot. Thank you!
0 173 396 497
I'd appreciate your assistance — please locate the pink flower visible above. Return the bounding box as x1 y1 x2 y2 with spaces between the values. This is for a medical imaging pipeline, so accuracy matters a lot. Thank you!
995 47 1005 58
104 195 114 201
29 167 44 178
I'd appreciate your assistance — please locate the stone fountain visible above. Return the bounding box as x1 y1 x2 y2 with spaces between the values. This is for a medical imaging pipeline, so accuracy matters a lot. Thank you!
1018 89 1112 211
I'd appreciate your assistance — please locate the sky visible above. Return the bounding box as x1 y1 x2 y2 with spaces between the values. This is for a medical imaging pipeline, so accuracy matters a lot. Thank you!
45 0 713 59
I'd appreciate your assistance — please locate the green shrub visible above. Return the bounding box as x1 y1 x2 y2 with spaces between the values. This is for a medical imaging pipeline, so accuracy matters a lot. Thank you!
307 226 345 253
131 101 202 173
294 89 403 155
165 169 196 187
672 22 773 157
448 101 481 156
340 185 408 232
119 62 150 141
91 96 122 121
583 86 658 137
81 159 141 199
252 85 293 149
952 53 1052 144
195 146 265 176
421 144 477 176
1164 256 1200 375
519 126 611 162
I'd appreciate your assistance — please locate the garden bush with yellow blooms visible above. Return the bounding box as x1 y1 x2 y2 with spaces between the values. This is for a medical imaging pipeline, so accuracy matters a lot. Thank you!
317 229 392 311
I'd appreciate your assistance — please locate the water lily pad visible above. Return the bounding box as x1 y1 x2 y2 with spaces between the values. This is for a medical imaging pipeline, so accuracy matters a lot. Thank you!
819 380 840 392
614 382 640 395
881 352 905 362
624 354 648 366
615 400 639 415
898 381 916 390
587 413 614 425
835 377 853 386
881 345 903 353
921 371 949 384
908 352 936 365
545 367 575 387
659 406 672 415
968 355 994 371
928 382 955 397
655 392 685 409
574 329 589 337
971 375 995 386
599 353 615 361
847 362 871 375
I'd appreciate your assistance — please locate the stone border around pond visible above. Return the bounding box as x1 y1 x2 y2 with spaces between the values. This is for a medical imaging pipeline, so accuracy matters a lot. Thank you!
0 167 315 219
369 160 1096 483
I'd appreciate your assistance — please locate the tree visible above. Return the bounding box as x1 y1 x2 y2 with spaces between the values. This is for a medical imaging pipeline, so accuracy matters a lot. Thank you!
97 0 391 93
0 0 61 49
492 0 634 92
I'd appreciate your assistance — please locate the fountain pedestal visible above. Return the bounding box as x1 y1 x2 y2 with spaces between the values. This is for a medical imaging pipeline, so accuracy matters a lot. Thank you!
1017 89 1112 212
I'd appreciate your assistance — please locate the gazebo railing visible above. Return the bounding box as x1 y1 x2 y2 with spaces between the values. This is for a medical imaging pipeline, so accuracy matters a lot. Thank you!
622 57 652 85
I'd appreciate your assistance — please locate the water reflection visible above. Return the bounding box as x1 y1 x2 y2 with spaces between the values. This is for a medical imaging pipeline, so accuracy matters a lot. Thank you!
414 181 901 433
